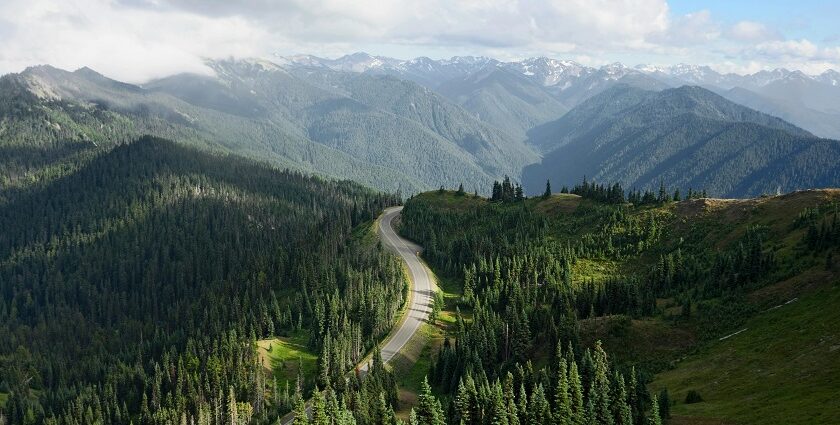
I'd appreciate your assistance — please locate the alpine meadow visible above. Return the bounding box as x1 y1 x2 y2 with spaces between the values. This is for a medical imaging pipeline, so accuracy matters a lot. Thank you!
1 1 839 425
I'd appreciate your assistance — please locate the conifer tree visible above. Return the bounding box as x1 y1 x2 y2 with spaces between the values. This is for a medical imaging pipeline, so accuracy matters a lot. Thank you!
613 373 633 425
292 394 309 425
454 379 471 424
569 362 585 425
529 384 552 425
311 387 327 425
544 180 553 199
415 377 445 425
648 395 662 425
657 389 670 422
227 386 238 425
490 381 509 425
555 359 572 425
503 373 520 425
592 342 613 425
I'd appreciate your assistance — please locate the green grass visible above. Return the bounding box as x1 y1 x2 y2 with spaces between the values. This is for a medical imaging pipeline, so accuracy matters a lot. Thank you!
257 331 318 385
651 281 840 425
0 392 7 407
579 315 697 370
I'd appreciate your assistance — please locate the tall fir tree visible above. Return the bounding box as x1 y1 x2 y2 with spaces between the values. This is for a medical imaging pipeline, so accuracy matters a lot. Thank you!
415 377 445 425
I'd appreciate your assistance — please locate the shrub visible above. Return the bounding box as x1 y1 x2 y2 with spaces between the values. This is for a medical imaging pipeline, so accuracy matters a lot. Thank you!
684 390 704 404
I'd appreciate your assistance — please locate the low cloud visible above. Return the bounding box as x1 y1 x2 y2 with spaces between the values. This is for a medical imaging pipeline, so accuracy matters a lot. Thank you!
0 0 838 81
727 21 781 43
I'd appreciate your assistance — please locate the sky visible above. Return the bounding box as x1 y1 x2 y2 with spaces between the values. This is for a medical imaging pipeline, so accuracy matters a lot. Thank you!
1 0 839 83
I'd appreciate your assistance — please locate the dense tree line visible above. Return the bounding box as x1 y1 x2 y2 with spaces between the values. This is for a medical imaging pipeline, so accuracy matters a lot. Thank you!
0 137 404 424
398 178 809 424
427 341 659 425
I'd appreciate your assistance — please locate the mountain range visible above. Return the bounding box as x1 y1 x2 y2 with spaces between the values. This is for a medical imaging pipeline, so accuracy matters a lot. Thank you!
522 85 840 197
278 52 840 140
2 53 840 199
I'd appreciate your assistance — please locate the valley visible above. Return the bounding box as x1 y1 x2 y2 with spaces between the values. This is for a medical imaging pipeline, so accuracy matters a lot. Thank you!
1 51 839 425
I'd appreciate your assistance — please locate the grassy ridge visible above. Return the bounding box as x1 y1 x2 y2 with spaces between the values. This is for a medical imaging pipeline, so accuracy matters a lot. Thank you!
400 188 840 424
652 282 840 424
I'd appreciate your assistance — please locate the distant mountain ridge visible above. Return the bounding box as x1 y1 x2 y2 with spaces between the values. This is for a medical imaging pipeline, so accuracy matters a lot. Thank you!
1 60 538 196
522 84 840 197
276 52 840 139
3 54 839 201
275 52 839 92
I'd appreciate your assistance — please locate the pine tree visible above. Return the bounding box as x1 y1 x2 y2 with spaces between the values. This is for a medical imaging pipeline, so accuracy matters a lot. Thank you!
457 183 466 196
529 384 551 424
658 389 670 422
592 341 613 425
377 392 398 425
569 362 585 425
503 373 520 425
544 180 553 199
311 387 327 425
415 377 445 425
555 359 572 425
613 373 633 425
227 387 238 425
658 182 667 203
454 379 471 424
292 394 309 425
490 381 509 425
648 395 662 425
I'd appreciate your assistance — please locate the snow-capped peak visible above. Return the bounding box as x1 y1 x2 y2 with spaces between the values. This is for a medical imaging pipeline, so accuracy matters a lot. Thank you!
503 57 591 86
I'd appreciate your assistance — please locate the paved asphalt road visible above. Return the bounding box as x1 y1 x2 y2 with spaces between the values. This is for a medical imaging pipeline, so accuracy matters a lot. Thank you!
362 206 434 371
280 206 432 423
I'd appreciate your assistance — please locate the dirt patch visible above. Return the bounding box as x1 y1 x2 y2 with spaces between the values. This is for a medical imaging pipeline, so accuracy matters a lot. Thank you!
534 194 581 215
674 198 749 220
579 315 696 367
669 415 736 425
747 267 838 307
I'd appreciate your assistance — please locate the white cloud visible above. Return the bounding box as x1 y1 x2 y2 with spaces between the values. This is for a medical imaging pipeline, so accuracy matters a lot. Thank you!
0 0 275 82
0 0 838 81
727 21 780 43
748 39 840 62
654 10 720 46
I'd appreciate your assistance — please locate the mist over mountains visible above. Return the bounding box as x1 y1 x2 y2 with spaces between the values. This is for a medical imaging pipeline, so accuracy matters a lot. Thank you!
2 52 840 199
279 52 840 139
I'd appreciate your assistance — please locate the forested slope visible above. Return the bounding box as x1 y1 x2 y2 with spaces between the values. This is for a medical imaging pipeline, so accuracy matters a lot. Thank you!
1 61 538 198
399 182 840 424
522 85 840 197
0 136 407 424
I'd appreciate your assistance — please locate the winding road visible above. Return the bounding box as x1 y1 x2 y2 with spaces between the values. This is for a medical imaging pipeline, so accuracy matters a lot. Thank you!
362 206 433 371
280 206 432 423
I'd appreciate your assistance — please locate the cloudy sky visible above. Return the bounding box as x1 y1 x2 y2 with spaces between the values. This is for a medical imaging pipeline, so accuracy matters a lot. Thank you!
1 0 839 82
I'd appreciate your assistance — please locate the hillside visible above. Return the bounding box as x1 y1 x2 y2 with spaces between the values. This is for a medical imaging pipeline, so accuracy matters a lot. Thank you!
0 136 406 424
720 86 840 140
1 60 538 197
436 66 570 140
522 85 840 197
398 184 840 424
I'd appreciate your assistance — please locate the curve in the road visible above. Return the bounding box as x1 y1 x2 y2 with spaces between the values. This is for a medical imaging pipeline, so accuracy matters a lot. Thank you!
280 206 432 423
361 206 433 371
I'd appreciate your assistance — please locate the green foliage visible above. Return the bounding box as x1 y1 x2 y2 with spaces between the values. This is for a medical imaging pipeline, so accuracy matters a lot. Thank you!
0 136 402 424
402 185 840 424
683 390 703 404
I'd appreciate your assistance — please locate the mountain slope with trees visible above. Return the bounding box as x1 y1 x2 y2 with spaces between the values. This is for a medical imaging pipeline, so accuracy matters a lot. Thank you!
0 136 408 424
522 85 840 197
399 182 840 424
1 60 539 197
